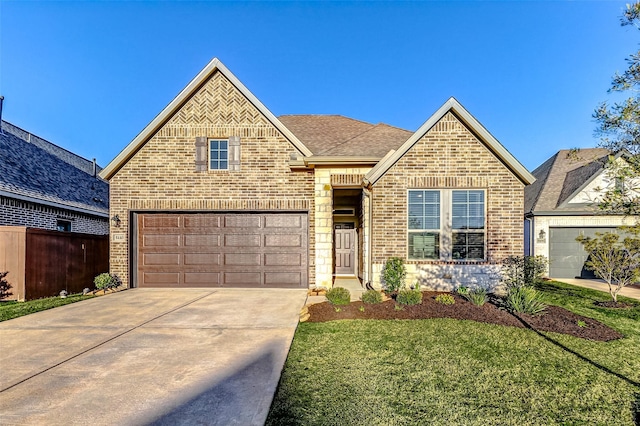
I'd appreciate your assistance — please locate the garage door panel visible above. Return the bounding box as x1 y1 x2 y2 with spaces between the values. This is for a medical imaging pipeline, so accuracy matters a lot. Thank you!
143 272 181 285
184 272 220 285
143 253 181 266
265 253 302 266
265 234 302 247
137 213 308 288
184 215 220 228
184 253 220 265
265 272 301 285
224 216 261 228
224 253 261 266
224 234 261 247
143 234 181 247
223 272 262 285
264 215 301 228
142 216 180 229
184 234 220 247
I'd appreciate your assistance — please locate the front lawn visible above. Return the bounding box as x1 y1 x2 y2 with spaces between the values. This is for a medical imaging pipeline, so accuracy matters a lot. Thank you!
0 293 95 322
267 281 640 425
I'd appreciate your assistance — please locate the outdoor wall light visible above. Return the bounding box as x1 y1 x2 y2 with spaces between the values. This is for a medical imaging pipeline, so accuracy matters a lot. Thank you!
538 229 546 240
111 214 121 227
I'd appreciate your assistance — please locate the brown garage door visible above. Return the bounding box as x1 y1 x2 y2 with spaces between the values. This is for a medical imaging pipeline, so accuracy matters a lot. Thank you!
136 212 308 288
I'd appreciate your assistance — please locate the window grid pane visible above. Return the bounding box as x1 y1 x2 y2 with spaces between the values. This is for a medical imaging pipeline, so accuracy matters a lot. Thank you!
209 139 229 170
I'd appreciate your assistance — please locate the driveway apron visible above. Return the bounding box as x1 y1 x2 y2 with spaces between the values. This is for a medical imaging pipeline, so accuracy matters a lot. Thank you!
0 288 307 425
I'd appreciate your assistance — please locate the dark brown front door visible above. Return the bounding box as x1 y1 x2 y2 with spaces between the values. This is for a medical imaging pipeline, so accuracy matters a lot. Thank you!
136 212 308 288
334 225 355 275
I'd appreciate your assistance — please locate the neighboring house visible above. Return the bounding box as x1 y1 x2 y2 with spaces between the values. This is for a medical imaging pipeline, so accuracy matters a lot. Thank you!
0 120 109 234
525 148 637 279
99 58 534 291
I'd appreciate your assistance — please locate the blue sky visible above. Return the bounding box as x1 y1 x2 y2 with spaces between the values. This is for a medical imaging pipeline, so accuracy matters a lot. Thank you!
1 1 638 171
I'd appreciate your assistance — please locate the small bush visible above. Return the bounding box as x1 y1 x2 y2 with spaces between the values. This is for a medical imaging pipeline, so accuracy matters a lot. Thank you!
94 273 122 292
501 255 548 288
456 286 469 296
435 293 455 305
361 290 383 304
0 271 12 300
505 286 546 315
462 288 488 306
382 257 406 293
326 287 351 305
396 289 422 306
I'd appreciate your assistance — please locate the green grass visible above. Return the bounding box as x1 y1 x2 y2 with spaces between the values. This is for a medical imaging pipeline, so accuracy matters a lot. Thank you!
267 281 640 425
0 293 95 322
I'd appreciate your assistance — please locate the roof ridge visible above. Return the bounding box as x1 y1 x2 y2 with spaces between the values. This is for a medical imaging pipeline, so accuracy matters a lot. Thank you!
2 120 101 176
373 122 412 133
528 152 560 212
317 121 383 155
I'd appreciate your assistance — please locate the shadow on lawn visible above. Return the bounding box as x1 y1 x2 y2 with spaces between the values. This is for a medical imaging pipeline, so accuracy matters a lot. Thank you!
634 393 640 426
513 314 639 388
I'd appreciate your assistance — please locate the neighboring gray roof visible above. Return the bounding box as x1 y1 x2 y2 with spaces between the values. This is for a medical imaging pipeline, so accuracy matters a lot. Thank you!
278 115 412 157
0 120 109 216
525 148 611 214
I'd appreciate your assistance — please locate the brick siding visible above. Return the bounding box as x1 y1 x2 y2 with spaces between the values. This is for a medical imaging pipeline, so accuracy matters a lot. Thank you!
109 70 315 288
0 196 109 235
370 112 524 289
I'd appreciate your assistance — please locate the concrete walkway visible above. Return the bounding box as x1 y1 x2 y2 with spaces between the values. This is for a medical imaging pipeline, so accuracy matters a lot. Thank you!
554 278 640 301
0 288 307 425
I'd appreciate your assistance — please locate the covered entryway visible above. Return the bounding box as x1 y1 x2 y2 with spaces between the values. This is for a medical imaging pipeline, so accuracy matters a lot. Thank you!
135 212 308 288
549 227 617 278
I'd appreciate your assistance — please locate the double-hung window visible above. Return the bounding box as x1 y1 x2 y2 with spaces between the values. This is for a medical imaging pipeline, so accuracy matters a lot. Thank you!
408 190 440 259
209 139 228 170
408 189 486 261
451 190 485 260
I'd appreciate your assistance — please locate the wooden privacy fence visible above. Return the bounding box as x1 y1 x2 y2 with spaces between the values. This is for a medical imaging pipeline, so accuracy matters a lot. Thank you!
0 226 109 301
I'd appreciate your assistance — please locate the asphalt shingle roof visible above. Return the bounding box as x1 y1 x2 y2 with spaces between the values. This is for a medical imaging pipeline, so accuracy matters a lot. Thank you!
278 115 412 157
0 120 109 215
525 148 611 213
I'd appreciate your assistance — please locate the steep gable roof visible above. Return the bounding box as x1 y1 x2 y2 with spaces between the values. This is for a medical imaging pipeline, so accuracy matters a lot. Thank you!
100 58 313 180
525 148 611 213
278 115 412 158
0 121 109 216
364 97 535 186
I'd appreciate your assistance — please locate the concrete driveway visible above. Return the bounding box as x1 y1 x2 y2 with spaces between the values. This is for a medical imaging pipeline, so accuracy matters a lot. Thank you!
0 288 307 425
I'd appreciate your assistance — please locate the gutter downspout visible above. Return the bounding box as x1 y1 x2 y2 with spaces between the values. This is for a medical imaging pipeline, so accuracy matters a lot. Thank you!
0 96 4 134
363 186 373 287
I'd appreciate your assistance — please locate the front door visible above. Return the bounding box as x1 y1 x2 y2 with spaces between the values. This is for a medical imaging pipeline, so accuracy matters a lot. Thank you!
334 223 355 275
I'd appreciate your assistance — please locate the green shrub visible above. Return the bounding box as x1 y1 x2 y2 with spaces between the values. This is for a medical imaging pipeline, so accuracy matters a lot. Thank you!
435 293 455 305
326 287 351 305
462 288 488 306
361 290 383 304
382 257 406 293
93 273 122 291
456 286 469 296
0 271 12 300
396 289 422 305
501 255 548 288
505 286 546 315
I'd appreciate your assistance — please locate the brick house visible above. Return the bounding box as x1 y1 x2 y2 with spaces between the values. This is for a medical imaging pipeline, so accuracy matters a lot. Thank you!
100 58 534 291
525 148 637 278
1 120 109 235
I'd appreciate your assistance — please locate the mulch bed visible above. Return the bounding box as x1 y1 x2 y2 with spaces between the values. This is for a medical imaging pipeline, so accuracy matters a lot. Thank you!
306 292 623 342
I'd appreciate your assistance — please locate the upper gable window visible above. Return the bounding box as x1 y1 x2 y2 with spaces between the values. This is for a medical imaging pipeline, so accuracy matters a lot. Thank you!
209 139 228 170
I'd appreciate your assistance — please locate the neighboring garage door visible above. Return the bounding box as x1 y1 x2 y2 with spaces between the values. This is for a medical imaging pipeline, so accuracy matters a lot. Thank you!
136 212 308 288
549 227 617 279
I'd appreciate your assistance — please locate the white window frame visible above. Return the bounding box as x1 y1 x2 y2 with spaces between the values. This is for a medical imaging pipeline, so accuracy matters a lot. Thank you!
209 139 229 170
407 189 487 261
